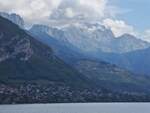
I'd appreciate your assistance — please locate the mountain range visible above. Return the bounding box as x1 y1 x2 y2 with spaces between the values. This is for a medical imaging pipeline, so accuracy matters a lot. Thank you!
29 24 150 92
29 22 150 75
30 22 149 53
1 12 150 103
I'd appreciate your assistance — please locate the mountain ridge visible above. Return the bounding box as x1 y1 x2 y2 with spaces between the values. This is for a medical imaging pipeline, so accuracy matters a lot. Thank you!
0 12 24 28
30 22 150 54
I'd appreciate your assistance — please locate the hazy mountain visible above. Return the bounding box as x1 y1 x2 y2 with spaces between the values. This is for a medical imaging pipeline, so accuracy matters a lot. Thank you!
0 12 24 28
86 47 150 76
29 24 86 63
41 22 149 54
114 34 150 53
121 47 150 75
48 22 116 53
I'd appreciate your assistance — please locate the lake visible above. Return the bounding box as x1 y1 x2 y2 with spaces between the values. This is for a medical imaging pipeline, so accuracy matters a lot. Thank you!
0 103 150 113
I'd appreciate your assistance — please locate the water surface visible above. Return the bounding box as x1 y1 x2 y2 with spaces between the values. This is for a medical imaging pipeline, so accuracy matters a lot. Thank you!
0 103 149 113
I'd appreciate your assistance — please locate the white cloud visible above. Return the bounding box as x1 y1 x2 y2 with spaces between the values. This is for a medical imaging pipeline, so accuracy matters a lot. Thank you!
102 19 150 43
78 0 107 17
0 0 118 25
103 18 137 37
142 30 150 42
65 8 74 18
0 0 61 25
50 0 119 22
1 0 147 40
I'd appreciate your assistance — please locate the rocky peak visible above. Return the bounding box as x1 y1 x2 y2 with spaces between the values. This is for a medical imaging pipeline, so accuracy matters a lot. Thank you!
30 21 150 54
0 12 24 28
115 33 150 53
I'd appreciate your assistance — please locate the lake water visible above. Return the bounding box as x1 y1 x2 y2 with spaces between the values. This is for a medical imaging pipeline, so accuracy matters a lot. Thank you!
0 103 150 113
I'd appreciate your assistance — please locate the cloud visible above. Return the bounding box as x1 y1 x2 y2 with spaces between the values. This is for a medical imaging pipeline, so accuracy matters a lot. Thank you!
0 0 119 25
142 30 150 42
1 0 145 40
50 0 119 21
0 0 61 25
103 18 136 37
102 18 150 43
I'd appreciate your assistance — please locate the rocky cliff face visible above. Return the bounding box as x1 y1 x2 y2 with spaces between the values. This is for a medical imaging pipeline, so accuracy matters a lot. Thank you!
0 35 33 62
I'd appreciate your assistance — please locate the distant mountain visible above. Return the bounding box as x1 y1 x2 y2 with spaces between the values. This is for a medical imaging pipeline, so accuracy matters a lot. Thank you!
39 22 149 54
114 34 150 53
121 47 150 75
47 22 116 53
86 47 150 76
0 12 24 28
29 24 86 63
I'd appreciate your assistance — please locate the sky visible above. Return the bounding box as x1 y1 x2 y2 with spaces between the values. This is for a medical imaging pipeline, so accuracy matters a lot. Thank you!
0 0 150 41
115 0 150 31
